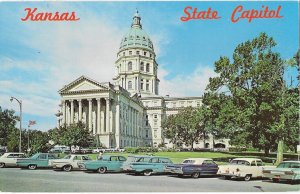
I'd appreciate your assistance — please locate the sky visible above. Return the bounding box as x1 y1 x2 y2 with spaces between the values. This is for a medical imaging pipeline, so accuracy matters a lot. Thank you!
0 1 299 131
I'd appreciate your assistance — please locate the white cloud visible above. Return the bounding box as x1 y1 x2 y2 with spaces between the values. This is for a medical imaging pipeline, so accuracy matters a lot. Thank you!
158 64 217 97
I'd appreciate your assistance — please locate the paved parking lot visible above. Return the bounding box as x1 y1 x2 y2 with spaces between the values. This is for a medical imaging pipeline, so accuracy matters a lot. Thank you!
0 168 299 192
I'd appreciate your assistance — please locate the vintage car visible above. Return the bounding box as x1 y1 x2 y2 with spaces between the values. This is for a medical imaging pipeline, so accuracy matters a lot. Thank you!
0 152 26 168
16 153 58 169
218 158 268 181
123 155 173 176
263 161 300 183
82 155 127 173
165 158 219 178
50 154 91 171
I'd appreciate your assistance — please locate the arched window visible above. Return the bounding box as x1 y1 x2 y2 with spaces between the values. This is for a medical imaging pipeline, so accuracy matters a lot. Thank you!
128 62 132 71
128 81 132 89
146 63 150 72
140 62 144 71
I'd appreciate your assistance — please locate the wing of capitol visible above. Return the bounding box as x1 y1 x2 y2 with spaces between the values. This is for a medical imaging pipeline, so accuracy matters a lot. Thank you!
56 11 229 149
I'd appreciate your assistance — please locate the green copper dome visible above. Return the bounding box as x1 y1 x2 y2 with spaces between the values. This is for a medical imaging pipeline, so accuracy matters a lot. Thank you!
119 11 154 51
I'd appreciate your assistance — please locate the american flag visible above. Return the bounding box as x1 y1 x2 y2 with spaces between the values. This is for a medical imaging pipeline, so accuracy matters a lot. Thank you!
28 120 36 127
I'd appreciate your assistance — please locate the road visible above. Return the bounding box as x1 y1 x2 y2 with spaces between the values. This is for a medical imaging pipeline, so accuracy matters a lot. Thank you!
0 168 299 192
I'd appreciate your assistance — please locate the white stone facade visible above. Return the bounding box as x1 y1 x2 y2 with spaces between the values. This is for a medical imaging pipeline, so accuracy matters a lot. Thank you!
56 12 229 149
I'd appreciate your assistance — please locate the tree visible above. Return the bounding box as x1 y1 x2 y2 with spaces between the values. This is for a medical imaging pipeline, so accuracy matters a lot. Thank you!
49 122 93 150
0 107 19 146
205 33 297 155
27 130 52 154
162 107 206 149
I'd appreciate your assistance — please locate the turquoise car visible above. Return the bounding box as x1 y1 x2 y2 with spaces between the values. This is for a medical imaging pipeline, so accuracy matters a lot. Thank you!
83 155 127 173
16 153 58 170
124 156 173 176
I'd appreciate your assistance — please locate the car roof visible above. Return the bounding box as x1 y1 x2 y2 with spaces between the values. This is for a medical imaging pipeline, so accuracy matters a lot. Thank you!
183 158 213 163
281 161 300 163
3 152 25 155
232 158 261 162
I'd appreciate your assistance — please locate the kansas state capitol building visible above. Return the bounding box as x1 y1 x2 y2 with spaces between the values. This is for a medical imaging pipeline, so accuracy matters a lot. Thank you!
56 11 229 149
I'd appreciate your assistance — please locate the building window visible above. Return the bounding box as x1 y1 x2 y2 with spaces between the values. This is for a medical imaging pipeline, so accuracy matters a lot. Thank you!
144 51 147 56
129 51 132 55
173 102 176 108
154 114 157 119
146 63 150 72
128 62 132 71
128 81 132 89
141 79 144 90
140 62 144 71
150 54 152 58
197 101 201 107
123 52 125 56
146 115 148 126
136 51 140 55
154 120 157 126
154 130 157 138
146 80 149 91
145 130 148 138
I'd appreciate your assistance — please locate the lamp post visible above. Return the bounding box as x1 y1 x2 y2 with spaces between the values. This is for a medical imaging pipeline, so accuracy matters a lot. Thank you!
10 97 22 153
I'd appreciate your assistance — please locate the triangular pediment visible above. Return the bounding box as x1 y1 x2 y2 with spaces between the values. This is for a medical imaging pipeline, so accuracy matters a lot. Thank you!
59 76 109 93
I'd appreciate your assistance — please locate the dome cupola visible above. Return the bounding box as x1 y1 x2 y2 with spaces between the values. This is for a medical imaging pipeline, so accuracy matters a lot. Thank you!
119 10 154 52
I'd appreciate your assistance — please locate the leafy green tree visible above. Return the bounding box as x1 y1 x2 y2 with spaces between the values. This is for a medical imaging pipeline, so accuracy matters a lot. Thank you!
49 122 93 150
27 130 51 154
0 107 19 146
205 33 295 155
162 107 206 149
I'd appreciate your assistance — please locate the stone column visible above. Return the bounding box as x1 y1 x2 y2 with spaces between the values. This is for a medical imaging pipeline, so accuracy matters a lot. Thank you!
62 100 66 125
97 98 101 134
78 99 82 122
115 101 120 147
105 98 110 133
70 100 74 124
88 99 92 132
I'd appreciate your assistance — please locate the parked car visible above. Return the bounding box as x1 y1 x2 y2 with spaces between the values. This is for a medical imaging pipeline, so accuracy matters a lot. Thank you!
50 154 92 172
82 155 127 173
218 158 270 181
92 148 105 153
165 158 219 178
0 153 26 168
16 153 58 170
123 155 173 176
263 161 300 183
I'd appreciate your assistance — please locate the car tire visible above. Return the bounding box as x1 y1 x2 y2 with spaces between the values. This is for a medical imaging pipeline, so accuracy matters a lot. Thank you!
0 163 5 168
244 174 252 181
63 165 72 172
191 172 200 179
178 174 184 178
143 170 152 176
98 167 107 174
272 178 279 183
224 176 231 180
28 164 37 170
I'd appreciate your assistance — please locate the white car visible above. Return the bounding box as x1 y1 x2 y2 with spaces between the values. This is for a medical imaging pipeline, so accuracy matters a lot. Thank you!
0 152 26 168
50 154 92 171
218 158 272 181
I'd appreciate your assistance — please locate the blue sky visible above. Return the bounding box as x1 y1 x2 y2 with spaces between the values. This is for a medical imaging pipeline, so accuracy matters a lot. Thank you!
0 1 298 131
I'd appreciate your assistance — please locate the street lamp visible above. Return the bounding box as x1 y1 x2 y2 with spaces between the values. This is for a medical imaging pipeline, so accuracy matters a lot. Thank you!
10 97 22 153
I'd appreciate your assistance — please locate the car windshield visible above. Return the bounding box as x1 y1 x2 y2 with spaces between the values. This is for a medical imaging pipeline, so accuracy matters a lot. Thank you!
63 155 72 159
277 162 300 168
230 160 250 166
182 160 195 164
